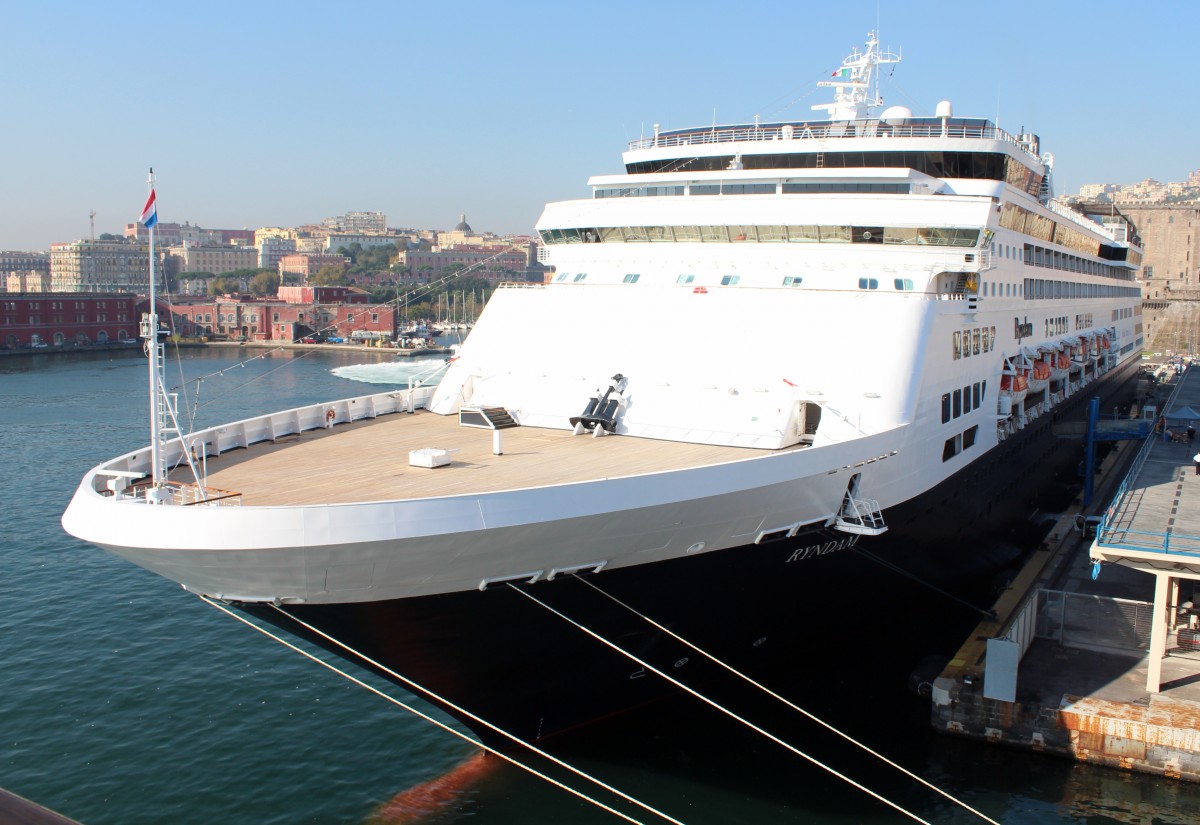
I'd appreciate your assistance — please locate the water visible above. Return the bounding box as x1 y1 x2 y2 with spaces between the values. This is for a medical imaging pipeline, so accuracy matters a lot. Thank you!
3 348 1199 824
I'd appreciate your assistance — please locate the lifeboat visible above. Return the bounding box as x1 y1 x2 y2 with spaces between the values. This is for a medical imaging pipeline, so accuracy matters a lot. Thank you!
999 371 1029 407
1068 344 1084 374
1049 350 1070 382
1026 359 1051 393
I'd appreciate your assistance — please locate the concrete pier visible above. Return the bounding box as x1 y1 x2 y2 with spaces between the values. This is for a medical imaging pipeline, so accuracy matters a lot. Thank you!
931 365 1200 782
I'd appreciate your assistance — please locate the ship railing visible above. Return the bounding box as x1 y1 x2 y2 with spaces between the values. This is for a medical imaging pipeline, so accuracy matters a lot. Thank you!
109 479 243 506
88 387 441 499
1045 199 1120 241
629 121 1029 155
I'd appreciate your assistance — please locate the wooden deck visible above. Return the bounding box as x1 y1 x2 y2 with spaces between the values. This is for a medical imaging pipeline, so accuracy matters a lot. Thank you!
180 411 776 506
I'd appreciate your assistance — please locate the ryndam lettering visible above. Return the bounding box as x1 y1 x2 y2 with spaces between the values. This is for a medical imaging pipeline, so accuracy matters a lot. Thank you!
785 535 860 563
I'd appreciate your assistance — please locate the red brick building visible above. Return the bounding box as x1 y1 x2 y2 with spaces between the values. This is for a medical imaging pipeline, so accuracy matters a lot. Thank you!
161 291 393 343
2 292 139 348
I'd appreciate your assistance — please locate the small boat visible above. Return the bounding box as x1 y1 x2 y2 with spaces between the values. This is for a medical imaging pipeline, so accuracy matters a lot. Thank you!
1026 359 1052 393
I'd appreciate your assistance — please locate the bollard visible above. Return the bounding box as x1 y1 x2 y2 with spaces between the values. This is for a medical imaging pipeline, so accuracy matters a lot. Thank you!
493 429 503 455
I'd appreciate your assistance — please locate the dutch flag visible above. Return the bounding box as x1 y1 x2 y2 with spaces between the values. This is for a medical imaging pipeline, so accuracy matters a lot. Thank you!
140 189 158 229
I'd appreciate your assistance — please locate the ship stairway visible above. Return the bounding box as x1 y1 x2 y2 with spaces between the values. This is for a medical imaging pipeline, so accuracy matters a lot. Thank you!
458 406 519 430
835 493 888 536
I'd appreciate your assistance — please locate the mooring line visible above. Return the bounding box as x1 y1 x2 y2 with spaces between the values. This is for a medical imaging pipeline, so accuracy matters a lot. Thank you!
506 584 934 825
197 596 662 825
572 575 1002 825
851 545 998 619
255 601 688 825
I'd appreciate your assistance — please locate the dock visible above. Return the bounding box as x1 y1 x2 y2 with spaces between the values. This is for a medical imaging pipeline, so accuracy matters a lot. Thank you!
931 364 1200 781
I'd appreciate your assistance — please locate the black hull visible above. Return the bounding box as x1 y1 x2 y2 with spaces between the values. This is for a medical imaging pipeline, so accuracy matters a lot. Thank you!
241 360 1139 745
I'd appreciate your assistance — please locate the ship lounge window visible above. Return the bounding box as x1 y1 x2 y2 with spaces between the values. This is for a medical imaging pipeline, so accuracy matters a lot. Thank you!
723 183 776 195
782 276 803 287
676 275 695 285
857 278 878 290
700 226 729 242
645 226 673 242
720 275 741 285
852 226 884 244
972 382 981 408
673 226 701 242
623 274 640 283
821 226 851 243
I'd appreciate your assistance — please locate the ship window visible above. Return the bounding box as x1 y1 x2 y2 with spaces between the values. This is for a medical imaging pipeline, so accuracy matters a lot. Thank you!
972 329 981 354
884 227 919 245
623 274 640 283
621 226 649 242
962 425 978 449
699 226 728 242
952 331 961 359
724 183 775 195
786 225 821 243
894 278 914 291
691 184 720 196
573 273 587 282
953 389 962 417
646 226 673 242
962 386 971 412
729 225 756 242
973 382 981 409
758 225 787 242
676 275 695 284
720 275 741 285
942 433 963 461
982 380 987 399
852 226 884 244
941 393 951 423
858 278 878 290
820 226 851 243
782 276 803 287
554 272 568 282
673 225 701 242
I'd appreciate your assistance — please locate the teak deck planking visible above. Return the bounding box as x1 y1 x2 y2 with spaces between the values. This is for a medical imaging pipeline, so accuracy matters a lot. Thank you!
185 410 775 506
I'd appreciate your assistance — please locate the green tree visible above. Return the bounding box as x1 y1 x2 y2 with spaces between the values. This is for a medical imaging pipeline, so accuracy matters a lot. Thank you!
249 271 281 296
208 275 240 295
309 265 347 286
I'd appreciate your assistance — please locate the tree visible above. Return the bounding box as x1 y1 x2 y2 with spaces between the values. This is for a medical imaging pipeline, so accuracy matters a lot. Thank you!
309 265 347 286
208 275 240 296
249 271 281 296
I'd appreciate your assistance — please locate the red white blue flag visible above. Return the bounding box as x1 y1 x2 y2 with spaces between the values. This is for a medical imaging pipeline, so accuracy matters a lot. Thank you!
140 189 158 229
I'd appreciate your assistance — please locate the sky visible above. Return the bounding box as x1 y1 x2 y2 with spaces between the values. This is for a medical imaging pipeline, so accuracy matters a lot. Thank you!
2 0 1197 252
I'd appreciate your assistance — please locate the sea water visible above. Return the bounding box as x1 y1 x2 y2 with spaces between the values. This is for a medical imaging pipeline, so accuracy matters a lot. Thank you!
3 347 1199 824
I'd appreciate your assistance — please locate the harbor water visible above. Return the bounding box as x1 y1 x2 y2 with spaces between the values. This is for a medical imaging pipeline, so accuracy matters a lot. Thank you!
4 347 1200 824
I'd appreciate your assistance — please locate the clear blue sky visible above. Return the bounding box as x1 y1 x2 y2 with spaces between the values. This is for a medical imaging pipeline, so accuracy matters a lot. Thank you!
2 0 1196 251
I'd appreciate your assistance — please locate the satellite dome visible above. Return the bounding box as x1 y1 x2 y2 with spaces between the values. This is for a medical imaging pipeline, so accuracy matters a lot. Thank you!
453 213 473 233
935 100 953 118
880 105 912 125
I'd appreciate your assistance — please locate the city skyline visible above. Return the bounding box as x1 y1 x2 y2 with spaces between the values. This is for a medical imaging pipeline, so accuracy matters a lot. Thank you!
3 0 1197 251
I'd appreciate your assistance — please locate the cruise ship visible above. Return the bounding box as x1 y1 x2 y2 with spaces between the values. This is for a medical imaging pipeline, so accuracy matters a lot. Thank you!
63 34 1143 743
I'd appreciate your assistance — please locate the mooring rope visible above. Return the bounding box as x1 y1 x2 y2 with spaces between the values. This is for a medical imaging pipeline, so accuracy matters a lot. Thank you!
850 545 998 619
506 584 934 825
572 575 1002 825
257 602 688 825
198 596 663 825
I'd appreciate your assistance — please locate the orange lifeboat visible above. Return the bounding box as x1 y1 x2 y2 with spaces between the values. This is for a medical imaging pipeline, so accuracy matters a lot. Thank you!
1027 359 1051 392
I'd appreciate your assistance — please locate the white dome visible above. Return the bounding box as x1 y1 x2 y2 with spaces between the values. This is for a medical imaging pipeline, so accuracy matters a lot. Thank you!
880 105 912 125
935 100 953 118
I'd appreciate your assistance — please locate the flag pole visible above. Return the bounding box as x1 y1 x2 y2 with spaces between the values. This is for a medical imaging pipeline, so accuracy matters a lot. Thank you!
145 167 162 493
